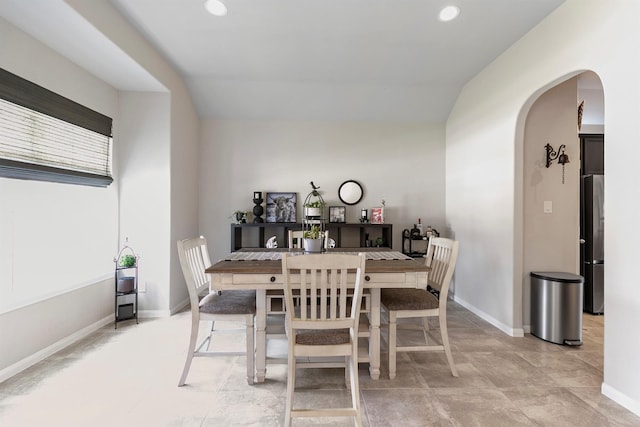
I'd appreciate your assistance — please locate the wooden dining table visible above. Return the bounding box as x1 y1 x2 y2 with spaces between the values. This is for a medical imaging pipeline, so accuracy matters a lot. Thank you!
206 248 430 383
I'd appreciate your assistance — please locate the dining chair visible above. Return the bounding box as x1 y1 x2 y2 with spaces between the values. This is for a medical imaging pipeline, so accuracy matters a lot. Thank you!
281 252 367 427
291 229 368 360
264 235 287 320
323 230 331 249
381 237 460 379
177 236 256 386
287 230 305 248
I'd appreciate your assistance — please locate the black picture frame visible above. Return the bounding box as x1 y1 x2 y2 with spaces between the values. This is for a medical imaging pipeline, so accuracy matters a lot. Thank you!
265 192 297 223
329 206 346 223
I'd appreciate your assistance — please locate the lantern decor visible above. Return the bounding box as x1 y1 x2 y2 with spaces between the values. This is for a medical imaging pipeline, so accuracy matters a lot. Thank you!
302 181 326 253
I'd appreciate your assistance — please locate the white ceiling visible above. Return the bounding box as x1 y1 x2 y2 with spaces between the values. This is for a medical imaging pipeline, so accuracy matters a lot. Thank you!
0 0 165 92
1 0 566 122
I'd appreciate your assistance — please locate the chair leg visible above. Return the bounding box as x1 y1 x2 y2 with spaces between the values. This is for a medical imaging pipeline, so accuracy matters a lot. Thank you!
421 317 430 345
205 320 215 351
344 356 350 389
349 352 363 426
284 349 296 427
246 316 255 385
440 310 458 377
388 311 397 380
178 316 200 386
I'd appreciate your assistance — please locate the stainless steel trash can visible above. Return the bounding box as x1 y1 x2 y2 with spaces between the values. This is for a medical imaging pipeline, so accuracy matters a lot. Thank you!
530 272 584 346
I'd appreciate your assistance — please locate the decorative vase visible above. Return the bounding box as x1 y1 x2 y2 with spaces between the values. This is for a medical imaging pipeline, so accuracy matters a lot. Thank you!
303 238 323 253
304 207 322 218
253 198 264 223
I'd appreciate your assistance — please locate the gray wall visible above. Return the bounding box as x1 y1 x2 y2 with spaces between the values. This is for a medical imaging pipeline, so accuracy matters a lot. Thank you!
198 120 447 263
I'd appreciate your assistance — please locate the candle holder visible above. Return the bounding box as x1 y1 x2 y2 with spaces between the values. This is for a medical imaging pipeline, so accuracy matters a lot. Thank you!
252 191 264 223
359 208 369 223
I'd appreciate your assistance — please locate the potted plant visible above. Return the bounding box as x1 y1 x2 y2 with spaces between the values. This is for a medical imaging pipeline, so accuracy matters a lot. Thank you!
302 224 323 253
304 200 324 218
230 210 248 224
118 254 137 268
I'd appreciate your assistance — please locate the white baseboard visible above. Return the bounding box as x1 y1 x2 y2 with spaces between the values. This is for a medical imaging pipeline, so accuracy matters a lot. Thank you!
171 296 190 315
0 315 112 383
138 309 171 318
1 302 188 384
138 296 189 319
453 295 525 337
602 382 640 417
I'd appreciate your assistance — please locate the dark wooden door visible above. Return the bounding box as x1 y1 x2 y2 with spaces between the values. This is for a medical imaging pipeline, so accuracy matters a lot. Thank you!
580 133 604 175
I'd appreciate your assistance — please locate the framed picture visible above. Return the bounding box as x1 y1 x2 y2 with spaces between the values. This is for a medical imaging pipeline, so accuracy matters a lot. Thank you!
265 192 297 223
329 206 346 223
371 207 384 224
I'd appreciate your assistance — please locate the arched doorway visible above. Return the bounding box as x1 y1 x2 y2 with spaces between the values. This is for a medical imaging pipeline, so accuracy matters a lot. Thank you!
516 69 604 353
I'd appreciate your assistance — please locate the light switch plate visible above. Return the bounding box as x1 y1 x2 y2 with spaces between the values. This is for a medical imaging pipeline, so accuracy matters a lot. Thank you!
544 200 552 213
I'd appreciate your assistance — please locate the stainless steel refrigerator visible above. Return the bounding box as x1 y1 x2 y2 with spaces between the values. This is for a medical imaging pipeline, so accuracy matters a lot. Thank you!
580 174 604 314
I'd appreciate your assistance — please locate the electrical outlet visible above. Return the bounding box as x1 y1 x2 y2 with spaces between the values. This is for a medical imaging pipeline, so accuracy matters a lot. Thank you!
138 281 147 293
544 200 552 214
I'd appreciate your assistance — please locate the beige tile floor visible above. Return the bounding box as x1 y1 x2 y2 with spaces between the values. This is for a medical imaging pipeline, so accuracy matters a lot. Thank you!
1 301 638 426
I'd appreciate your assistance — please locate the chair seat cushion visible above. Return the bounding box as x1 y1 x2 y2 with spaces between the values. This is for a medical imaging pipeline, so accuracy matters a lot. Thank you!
286 307 352 345
199 290 256 315
295 329 350 345
381 288 439 311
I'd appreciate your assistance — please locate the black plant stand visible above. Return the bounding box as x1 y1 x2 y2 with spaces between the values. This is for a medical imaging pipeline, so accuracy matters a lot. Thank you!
113 239 139 329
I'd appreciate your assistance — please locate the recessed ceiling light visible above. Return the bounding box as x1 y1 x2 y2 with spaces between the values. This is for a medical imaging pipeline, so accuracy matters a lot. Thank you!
204 0 227 17
439 5 460 22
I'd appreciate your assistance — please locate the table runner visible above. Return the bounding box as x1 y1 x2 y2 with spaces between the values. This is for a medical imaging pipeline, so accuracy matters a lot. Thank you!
222 251 413 261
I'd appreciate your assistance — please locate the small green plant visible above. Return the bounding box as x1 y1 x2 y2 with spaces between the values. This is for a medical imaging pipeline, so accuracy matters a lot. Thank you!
303 225 322 239
304 200 324 208
119 254 136 268
230 210 248 223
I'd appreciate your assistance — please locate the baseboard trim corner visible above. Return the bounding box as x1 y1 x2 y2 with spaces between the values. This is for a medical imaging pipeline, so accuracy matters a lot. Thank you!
453 295 525 337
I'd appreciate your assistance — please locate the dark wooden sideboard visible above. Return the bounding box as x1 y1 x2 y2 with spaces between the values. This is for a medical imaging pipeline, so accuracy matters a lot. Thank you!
230 223 393 251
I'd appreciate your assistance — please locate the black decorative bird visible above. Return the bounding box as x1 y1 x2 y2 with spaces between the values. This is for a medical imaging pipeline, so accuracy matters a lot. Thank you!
310 181 320 196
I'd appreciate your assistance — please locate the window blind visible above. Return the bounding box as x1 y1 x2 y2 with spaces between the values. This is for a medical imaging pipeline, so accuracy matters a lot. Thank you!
0 68 113 187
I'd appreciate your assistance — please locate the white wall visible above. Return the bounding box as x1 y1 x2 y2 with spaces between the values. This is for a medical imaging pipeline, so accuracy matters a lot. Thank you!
578 70 605 132
68 0 201 314
170 89 201 311
446 0 640 415
0 0 201 378
0 16 118 377
522 77 581 328
116 92 171 314
199 120 446 262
